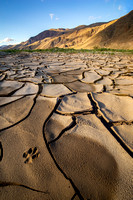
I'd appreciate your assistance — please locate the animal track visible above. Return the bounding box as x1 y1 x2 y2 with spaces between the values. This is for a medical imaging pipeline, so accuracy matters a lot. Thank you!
23 147 40 164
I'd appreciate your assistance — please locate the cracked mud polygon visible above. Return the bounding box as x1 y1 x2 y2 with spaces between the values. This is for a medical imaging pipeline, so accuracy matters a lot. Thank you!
0 52 133 200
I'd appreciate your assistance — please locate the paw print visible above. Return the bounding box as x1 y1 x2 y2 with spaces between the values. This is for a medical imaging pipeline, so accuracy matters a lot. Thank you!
23 147 40 164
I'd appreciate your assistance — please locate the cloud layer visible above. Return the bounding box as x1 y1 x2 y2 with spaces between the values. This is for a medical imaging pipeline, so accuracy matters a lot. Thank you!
0 37 14 44
118 5 122 10
55 17 59 21
49 13 54 20
49 13 59 21
88 16 101 21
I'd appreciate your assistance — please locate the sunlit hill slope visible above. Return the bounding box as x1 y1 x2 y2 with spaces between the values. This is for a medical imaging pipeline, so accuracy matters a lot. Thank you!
12 10 133 50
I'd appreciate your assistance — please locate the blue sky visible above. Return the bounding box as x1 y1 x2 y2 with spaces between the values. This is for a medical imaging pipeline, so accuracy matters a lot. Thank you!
0 0 132 46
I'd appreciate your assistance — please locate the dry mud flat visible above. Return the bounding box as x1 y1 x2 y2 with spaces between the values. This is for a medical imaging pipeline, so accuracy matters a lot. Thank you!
0 52 133 200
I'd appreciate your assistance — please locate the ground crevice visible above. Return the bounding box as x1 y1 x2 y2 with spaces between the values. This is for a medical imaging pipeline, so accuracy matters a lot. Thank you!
0 84 42 134
0 181 49 194
88 93 133 157
42 99 85 200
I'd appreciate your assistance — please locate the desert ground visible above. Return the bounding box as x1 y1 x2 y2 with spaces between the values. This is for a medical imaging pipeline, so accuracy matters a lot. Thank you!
0 51 133 200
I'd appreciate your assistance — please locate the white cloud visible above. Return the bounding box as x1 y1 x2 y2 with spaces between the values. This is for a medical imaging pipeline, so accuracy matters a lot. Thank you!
118 5 122 10
55 17 59 21
88 16 102 21
0 37 14 44
49 13 54 20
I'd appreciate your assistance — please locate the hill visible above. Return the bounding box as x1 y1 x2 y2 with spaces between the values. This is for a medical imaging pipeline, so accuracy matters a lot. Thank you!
11 10 133 50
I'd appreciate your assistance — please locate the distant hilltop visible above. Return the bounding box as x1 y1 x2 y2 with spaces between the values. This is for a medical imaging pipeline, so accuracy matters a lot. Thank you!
6 10 133 50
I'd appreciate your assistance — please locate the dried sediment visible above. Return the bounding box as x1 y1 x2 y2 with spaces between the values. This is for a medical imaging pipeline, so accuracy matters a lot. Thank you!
0 52 133 200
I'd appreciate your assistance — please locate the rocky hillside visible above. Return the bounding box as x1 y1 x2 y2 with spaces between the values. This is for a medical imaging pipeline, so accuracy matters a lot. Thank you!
12 10 133 50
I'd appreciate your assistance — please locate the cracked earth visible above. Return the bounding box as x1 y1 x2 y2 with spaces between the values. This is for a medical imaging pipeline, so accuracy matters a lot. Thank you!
0 51 132 200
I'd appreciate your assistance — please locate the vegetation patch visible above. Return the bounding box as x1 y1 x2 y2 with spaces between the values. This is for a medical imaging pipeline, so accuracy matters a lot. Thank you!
0 47 133 55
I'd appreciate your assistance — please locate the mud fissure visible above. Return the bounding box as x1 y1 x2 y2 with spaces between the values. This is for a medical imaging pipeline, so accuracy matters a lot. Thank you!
88 93 133 157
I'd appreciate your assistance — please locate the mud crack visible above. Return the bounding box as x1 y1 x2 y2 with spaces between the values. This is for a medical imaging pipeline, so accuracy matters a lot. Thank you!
42 99 85 200
0 181 49 194
0 141 3 161
88 93 133 157
0 84 43 134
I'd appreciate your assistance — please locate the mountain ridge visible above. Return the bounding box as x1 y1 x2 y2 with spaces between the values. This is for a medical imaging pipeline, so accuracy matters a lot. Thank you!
9 10 133 50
